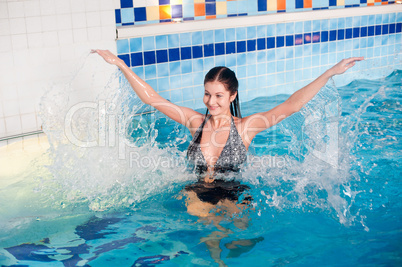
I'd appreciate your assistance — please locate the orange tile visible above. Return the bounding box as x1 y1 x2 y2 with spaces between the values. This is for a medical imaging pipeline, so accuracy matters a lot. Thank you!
367 3 374 6
374 0 381 2
206 15 216 19
304 0 312 8
194 3 205 16
381 1 388 4
277 0 286 10
159 5 171 20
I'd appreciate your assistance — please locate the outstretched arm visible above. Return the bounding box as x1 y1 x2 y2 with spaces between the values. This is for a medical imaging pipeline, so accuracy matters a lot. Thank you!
241 57 364 146
92 50 203 133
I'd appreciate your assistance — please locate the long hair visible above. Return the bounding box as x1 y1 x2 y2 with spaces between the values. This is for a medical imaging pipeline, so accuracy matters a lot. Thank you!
204 66 242 118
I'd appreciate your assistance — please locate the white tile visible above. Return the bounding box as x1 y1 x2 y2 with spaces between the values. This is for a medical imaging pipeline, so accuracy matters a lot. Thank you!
18 98 37 115
86 12 101 27
27 33 44 48
60 44 75 62
85 0 101 12
36 114 42 130
72 13 87 29
21 113 38 133
55 0 72 15
101 26 116 41
100 0 115 11
87 27 102 42
57 14 73 30
42 31 59 47
0 3 8 19
11 34 28 50
12 50 30 69
7 1 25 18
70 0 86 13
113 0 121 10
3 100 20 117
73 28 88 43
58 30 74 45
40 0 56 16
100 11 115 26
9 18 26 35
146 0 159 7
41 15 58 32
2 84 18 100
134 0 147 8
0 35 12 52
26 17 43 34
0 19 11 36
24 0 41 17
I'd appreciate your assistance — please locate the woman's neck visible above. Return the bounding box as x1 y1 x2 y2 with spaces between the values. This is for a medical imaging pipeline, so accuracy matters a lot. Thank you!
209 112 232 130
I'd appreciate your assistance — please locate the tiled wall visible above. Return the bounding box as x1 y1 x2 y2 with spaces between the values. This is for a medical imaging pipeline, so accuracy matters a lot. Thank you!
0 0 117 140
116 12 402 109
115 0 396 26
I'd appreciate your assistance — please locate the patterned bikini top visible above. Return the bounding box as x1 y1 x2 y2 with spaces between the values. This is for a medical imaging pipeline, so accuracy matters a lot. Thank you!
187 115 247 174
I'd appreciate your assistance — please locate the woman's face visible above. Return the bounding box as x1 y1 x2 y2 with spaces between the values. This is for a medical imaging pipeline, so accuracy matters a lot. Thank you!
203 81 236 116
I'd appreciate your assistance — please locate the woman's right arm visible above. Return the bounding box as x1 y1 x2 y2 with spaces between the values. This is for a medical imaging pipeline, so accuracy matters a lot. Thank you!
93 50 203 133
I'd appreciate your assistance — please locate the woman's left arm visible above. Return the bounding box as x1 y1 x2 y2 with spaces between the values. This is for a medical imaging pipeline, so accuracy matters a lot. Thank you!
241 57 364 146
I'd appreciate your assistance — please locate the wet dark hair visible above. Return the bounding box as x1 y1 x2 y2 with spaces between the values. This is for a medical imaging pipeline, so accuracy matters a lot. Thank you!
204 66 242 118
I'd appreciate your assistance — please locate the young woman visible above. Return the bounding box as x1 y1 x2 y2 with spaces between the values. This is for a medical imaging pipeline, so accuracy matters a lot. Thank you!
94 49 363 265
93 49 362 177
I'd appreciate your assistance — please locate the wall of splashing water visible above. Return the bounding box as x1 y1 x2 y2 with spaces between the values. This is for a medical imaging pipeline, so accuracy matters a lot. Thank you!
32 53 400 229
37 54 196 213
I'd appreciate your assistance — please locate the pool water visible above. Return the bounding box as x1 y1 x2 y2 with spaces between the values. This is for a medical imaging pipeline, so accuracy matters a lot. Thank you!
0 70 401 266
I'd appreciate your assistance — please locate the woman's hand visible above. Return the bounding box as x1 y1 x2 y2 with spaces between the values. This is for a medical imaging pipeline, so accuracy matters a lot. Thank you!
327 57 364 77
91 49 123 66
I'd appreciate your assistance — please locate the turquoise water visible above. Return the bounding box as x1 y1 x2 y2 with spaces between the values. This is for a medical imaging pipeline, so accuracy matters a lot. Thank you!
0 70 401 266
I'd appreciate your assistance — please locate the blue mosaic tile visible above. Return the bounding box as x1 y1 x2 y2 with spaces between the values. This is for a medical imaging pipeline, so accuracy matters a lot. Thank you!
247 40 256 52
155 35 168 49
131 52 143 67
247 26 257 39
145 65 157 79
134 7 146 22
144 51 156 65
169 48 180 62
215 29 225 43
181 47 191 60
215 43 225 56
172 5 183 18
204 30 214 44
121 8 134 24
267 24 276 37
236 28 246 40
180 33 192 47
225 28 236 42
192 46 203 59
168 34 180 48
226 42 236 54
237 41 246 53
115 10 121 24
118 54 130 66
204 44 214 57
143 36 155 51
257 38 266 50
157 63 169 77
169 62 181 75
158 77 170 91
156 50 168 63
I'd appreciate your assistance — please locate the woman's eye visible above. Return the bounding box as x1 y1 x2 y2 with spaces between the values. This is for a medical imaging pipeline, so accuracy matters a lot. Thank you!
217 95 223 98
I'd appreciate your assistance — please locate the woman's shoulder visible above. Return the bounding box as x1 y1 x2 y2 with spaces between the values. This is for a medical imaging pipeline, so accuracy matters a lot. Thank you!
189 114 208 136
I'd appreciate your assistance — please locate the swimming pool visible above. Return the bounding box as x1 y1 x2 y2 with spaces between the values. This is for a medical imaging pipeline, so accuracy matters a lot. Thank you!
0 69 401 266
